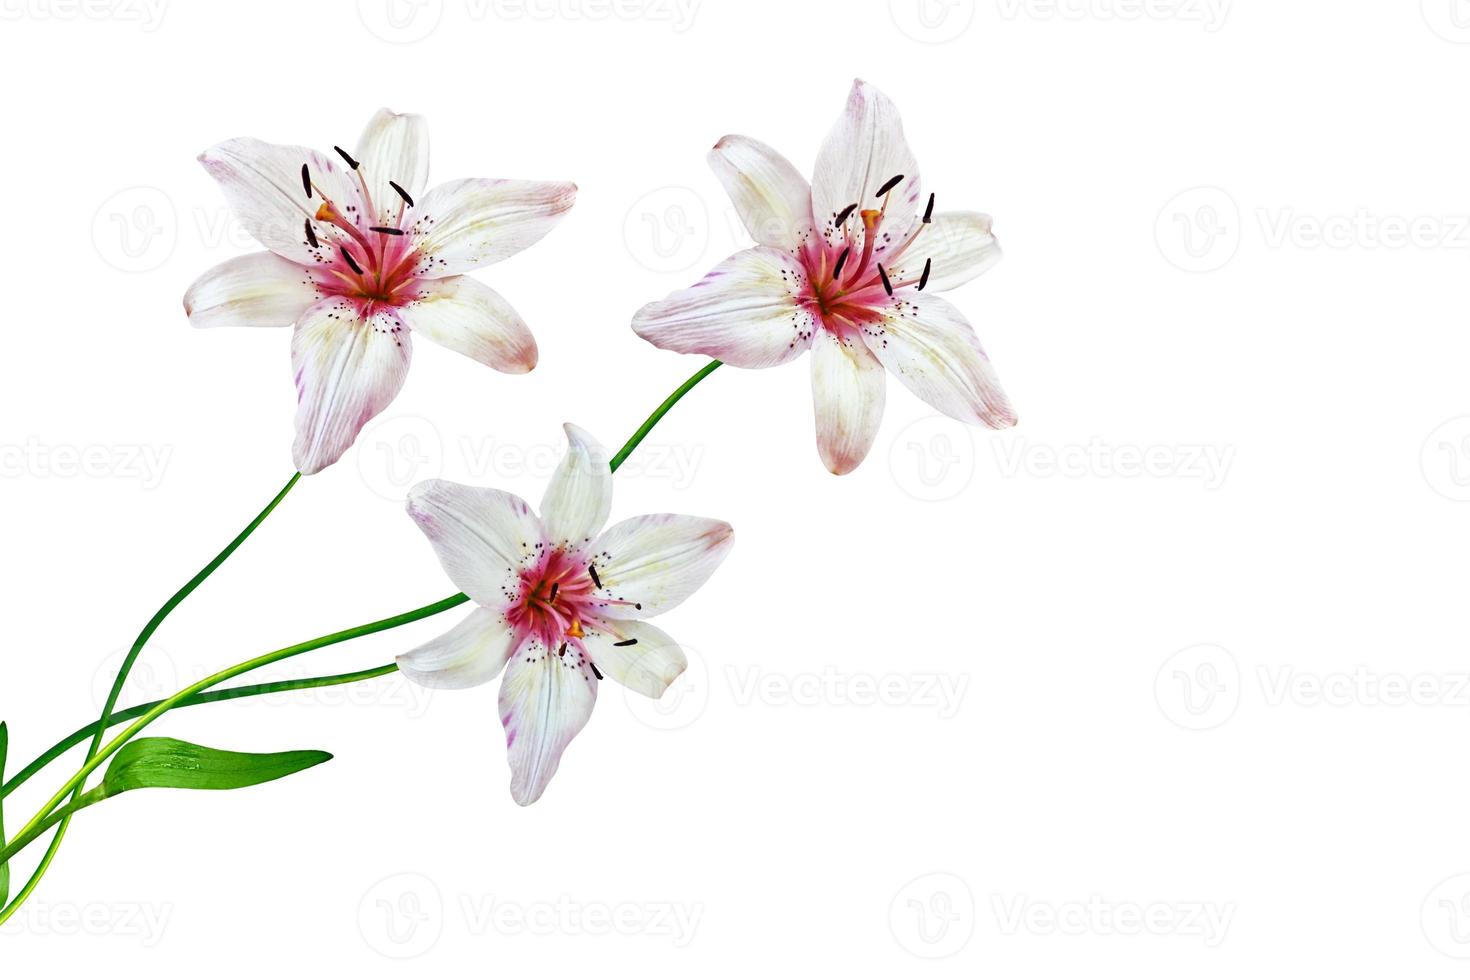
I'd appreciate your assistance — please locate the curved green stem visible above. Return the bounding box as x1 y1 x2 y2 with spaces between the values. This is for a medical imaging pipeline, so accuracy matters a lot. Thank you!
94 473 302 756
2 664 399 800
2 473 304 923
0 593 469 878
609 360 721 471
0 357 722 923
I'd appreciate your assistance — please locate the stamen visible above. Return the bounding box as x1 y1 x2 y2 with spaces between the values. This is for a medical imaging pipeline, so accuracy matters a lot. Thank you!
588 564 602 589
548 582 559 602
834 203 858 227
334 146 360 170
878 263 893 296
875 173 905 198
303 219 318 249
388 180 414 206
613 638 638 647
832 245 850 280
369 226 404 235
340 247 363 275
923 193 935 224
301 164 311 199
558 642 567 657
846 209 884 285
590 662 604 680
918 257 932 291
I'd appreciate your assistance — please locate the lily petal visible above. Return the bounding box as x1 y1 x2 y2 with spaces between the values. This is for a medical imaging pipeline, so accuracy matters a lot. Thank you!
183 252 321 328
811 79 921 244
199 137 365 265
290 298 412 475
541 424 612 549
582 619 687 699
396 606 514 690
861 294 1015 429
589 514 734 620
407 178 577 278
499 638 598 805
906 212 1002 293
631 247 817 368
405 479 545 608
355 108 430 228
811 328 886 475
707 135 814 249
397 275 537 373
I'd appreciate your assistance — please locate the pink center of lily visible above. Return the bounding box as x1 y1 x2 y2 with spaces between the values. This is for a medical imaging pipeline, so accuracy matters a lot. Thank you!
302 152 421 308
798 176 936 335
503 546 640 672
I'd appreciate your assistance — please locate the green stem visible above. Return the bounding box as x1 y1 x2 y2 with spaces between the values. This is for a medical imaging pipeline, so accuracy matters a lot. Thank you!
1 722 9 907
1 473 303 928
609 360 721 471
2 787 107 862
0 357 722 922
2 664 399 800
95 473 302 759
0 593 469 875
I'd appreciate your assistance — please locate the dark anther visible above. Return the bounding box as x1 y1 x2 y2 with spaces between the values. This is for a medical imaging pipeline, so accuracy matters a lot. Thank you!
875 173 904 197
301 163 312 198
334 145 360 170
832 245 851 279
389 180 414 206
922 192 935 224
548 583 559 602
588 564 602 589
590 662 604 680
613 638 638 647
878 263 893 296
918 257 932 291
340 247 363 275
369 226 404 235
303 219 318 249
558 642 567 657
834 203 858 227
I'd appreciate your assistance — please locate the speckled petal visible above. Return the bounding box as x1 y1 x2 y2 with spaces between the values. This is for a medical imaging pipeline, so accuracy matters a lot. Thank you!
498 638 598 806
631 247 817 368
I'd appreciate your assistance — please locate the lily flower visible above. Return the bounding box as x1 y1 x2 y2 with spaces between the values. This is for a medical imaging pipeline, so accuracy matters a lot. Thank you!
397 424 734 805
631 79 1014 475
184 109 576 475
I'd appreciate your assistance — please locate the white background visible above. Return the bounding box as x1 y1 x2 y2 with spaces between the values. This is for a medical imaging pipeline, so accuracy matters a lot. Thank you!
1 0 1468 974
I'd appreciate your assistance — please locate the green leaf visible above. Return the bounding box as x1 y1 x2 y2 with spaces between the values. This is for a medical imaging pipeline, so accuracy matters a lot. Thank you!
1 721 9 907
100 737 332 796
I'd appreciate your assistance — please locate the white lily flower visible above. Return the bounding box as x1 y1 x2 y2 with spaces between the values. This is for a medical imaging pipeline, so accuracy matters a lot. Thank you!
632 79 1014 475
399 424 734 805
184 108 576 475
